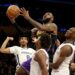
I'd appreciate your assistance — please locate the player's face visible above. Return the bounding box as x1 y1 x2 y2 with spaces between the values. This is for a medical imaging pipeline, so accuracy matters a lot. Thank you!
65 28 75 38
19 37 28 46
43 12 53 22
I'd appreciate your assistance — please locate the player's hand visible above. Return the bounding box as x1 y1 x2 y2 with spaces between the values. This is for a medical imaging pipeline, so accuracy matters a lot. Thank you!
7 12 20 24
20 7 30 20
6 37 14 41
31 28 38 33
8 17 16 24
32 37 38 43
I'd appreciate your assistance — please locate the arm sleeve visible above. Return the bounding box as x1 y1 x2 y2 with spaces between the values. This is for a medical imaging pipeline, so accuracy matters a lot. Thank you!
9 46 17 55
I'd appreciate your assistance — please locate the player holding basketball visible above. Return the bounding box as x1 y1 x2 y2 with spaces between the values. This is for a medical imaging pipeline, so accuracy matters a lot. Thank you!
20 8 60 62
20 8 60 75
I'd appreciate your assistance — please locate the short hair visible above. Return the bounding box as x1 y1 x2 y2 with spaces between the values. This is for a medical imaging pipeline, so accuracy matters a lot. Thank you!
39 33 51 49
18 30 31 40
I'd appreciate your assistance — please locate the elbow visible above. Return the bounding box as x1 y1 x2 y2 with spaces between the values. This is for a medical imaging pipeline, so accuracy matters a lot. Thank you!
51 63 59 69
53 65 59 69
50 62 61 69
53 66 59 69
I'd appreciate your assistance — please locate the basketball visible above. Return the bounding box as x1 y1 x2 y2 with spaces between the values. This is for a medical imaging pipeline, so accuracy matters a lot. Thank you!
6 5 20 19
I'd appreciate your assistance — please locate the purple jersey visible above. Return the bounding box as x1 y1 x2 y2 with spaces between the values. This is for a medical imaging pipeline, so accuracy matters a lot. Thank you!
21 58 32 72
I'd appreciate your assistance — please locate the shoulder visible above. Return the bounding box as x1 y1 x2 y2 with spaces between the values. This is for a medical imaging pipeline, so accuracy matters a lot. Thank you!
9 46 21 54
61 43 74 50
9 46 22 52
14 46 22 49
35 49 47 61
60 44 73 57
9 46 18 49
51 23 58 28
36 49 47 57
61 44 72 50
28 48 36 52
28 48 35 50
46 23 58 32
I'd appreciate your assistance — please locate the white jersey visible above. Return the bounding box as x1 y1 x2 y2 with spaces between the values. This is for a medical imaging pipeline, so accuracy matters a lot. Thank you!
9 46 35 66
30 49 49 75
51 43 74 75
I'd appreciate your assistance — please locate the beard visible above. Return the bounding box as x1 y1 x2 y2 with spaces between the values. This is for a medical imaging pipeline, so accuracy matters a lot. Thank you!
42 18 51 24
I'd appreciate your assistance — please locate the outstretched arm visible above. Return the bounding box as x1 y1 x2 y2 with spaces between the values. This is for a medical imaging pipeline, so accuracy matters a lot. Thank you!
20 8 58 34
20 8 46 31
8 17 24 33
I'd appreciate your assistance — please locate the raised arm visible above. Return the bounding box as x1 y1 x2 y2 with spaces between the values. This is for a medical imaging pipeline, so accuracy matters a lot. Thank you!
20 8 58 35
1 37 13 49
20 8 46 31
0 37 14 54
0 48 11 54
8 17 24 33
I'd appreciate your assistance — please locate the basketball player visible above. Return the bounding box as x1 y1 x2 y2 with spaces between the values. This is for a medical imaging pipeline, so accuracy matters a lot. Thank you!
20 8 60 61
16 29 43 75
49 27 75 75
30 33 51 75
20 9 60 75
6 8 59 74
20 7 60 46
0 32 35 71
9 8 60 54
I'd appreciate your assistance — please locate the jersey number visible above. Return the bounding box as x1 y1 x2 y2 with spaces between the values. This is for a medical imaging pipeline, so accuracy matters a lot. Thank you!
26 55 31 60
